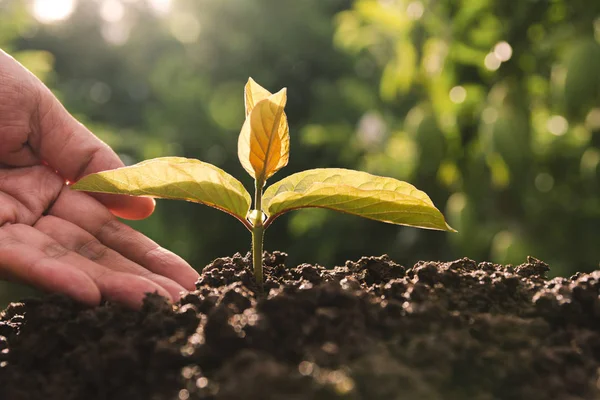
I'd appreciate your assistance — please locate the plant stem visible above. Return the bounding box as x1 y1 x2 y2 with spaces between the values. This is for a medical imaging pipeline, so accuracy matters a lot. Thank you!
254 179 263 214
251 224 264 289
252 179 265 290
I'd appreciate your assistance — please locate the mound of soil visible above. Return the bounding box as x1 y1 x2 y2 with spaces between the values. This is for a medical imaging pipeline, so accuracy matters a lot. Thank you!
1 252 600 400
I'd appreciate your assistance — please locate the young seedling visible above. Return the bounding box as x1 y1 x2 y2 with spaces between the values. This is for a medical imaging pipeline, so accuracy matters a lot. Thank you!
73 78 455 289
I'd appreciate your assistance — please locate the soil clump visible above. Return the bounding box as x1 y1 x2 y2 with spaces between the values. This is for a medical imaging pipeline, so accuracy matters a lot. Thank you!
1 252 599 400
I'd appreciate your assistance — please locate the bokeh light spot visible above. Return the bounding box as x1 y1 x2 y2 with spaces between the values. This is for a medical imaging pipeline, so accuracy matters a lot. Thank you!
535 172 554 192
484 53 501 71
581 148 600 179
406 1 424 20
547 115 568 136
89 82 112 104
378 0 395 8
357 111 386 147
148 0 172 15
100 0 125 23
32 0 75 24
298 361 314 376
494 41 513 62
196 377 208 388
594 17 600 42
482 107 498 124
170 13 201 43
585 108 600 131
449 86 467 104
101 23 130 45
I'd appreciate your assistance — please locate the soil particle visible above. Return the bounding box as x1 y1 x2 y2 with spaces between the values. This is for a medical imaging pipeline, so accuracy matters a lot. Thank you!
1 252 600 399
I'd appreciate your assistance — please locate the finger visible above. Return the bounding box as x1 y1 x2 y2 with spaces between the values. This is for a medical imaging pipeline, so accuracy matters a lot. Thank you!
3 223 174 308
0 50 153 219
0 227 101 306
35 215 187 301
85 193 155 221
49 187 200 290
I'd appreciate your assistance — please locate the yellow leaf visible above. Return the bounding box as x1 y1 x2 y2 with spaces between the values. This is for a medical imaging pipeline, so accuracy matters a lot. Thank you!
241 78 290 181
244 79 290 142
72 157 252 225
244 77 272 116
238 87 290 182
263 168 455 231
243 79 290 179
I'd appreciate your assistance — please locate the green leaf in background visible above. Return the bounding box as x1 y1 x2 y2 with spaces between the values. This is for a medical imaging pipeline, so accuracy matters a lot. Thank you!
263 168 455 231
72 157 252 226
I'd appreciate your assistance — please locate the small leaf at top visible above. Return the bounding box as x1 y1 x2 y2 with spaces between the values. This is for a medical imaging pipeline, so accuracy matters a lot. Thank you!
244 79 290 141
72 157 252 225
244 77 272 116
263 168 455 231
238 87 290 182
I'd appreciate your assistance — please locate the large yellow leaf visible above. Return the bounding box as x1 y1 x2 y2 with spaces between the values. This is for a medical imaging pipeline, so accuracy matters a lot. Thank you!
263 168 455 231
72 157 252 224
238 87 290 182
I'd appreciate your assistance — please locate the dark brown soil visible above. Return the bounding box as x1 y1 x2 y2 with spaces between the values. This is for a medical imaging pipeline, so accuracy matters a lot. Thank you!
1 252 600 400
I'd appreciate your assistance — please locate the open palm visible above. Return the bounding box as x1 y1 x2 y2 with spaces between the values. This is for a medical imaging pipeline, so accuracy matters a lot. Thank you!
0 49 198 308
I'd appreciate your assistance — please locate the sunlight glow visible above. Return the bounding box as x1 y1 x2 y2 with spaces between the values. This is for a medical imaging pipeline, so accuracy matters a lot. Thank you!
32 0 76 23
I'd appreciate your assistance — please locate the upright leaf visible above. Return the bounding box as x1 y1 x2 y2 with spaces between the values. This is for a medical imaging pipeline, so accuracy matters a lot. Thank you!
72 157 252 225
263 168 455 231
244 77 272 116
238 88 290 182
243 78 290 180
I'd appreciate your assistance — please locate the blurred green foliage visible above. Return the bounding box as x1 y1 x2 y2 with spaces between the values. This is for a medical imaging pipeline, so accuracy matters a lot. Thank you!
334 0 600 274
0 0 599 305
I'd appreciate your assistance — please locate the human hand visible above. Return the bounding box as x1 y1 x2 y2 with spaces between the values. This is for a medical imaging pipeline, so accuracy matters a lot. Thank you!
0 49 199 308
